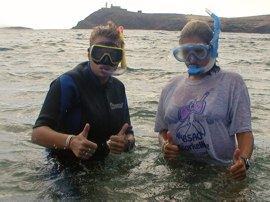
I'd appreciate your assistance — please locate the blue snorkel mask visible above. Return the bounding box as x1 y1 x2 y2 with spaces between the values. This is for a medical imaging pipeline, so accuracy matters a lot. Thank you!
173 9 221 75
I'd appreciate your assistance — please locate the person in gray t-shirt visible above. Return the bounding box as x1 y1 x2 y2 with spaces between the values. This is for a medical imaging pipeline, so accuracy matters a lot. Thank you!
155 12 254 181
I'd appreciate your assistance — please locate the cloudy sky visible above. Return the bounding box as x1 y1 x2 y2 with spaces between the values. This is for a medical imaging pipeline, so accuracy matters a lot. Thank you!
1 0 269 29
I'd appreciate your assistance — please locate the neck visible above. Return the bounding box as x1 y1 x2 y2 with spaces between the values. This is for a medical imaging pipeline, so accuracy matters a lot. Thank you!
89 62 110 85
99 77 109 85
189 73 207 80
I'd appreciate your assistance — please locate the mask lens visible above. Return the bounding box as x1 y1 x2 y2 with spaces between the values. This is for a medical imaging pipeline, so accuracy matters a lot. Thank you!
91 46 104 61
106 48 123 63
173 44 209 62
173 47 186 62
182 49 189 60
193 45 208 59
90 45 123 64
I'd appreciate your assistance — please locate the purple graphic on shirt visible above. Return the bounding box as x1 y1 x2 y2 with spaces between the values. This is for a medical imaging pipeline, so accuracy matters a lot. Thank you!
178 92 209 123
175 92 210 151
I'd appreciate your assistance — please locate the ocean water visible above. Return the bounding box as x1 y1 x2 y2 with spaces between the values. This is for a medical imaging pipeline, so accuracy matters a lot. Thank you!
0 29 270 201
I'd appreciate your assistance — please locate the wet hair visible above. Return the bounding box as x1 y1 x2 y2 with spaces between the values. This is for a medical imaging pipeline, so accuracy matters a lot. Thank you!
179 20 213 44
90 21 124 48
179 20 220 75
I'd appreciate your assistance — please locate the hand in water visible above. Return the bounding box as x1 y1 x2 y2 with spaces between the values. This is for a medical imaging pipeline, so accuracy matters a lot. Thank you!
229 148 247 181
162 132 180 161
107 123 129 154
70 123 98 160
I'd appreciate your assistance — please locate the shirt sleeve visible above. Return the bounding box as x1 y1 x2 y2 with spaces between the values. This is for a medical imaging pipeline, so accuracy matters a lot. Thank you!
228 77 252 136
33 74 79 130
33 78 61 129
154 89 167 133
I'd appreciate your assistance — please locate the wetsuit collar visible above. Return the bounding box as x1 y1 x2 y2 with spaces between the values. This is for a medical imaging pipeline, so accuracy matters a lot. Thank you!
87 62 112 88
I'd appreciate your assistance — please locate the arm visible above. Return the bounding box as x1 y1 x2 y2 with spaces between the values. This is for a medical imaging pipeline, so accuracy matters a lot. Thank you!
32 78 68 149
118 87 135 152
32 124 97 159
158 130 167 149
230 131 254 180
228 76 253 180
32 76 97 159
236 131 254 159
32 126 70 149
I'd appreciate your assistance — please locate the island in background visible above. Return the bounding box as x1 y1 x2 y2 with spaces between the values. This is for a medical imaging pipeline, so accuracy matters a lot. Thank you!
73 5 270 34
0 26 33 30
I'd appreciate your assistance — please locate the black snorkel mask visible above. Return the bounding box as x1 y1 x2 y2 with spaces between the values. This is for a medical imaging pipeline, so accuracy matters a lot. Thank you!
89 44 123 67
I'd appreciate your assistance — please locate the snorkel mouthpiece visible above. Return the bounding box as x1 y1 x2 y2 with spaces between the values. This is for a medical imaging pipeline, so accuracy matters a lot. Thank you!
187 57 216 75
188 65 205 75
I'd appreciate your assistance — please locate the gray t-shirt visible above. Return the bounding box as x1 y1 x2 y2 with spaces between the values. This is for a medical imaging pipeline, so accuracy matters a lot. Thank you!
154 70 252 165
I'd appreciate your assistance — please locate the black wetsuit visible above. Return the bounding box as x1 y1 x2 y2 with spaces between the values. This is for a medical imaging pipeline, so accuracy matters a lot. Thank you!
34 61 133 163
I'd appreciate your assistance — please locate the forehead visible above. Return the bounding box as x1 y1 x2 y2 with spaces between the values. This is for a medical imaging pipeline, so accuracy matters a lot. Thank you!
180 36 206 45
92 36 119 47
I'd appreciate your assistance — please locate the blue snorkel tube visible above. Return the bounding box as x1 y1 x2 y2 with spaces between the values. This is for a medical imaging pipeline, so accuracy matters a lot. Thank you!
205 8 220 59
187 9 221 76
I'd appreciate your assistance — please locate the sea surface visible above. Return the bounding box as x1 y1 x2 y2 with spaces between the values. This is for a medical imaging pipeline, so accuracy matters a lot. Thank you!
0 29 270 201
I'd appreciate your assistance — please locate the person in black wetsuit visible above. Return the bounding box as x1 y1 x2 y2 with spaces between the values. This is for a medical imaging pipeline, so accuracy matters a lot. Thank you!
32 22 135 165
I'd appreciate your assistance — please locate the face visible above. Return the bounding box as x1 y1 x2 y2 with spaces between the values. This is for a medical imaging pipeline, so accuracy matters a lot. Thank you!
180 36 210 67
89 36 121 82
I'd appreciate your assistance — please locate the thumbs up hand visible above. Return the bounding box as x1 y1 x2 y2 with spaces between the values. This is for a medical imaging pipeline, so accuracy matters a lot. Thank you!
161 131 180 161
107 123 129 154
229 148 247 180
69 123 98 160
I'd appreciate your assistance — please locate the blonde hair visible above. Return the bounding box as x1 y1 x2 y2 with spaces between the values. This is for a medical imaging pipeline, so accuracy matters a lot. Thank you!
179 20 213 44
90 21 124 47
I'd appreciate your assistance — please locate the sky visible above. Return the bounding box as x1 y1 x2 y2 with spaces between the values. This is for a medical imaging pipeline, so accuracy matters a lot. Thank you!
1 0 269 29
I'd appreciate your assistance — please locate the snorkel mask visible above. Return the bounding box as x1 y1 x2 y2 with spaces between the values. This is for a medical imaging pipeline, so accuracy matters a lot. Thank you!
89 45 123 66
89 26 128 76
173 9 221 75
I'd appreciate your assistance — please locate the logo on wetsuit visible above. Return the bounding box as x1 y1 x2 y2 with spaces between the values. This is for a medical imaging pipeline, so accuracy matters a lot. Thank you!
110 102 123 110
